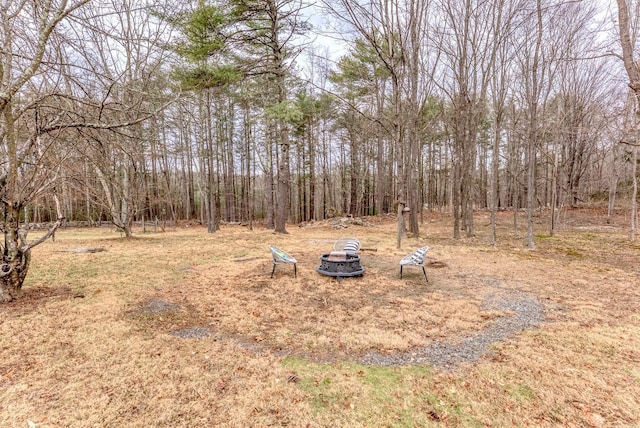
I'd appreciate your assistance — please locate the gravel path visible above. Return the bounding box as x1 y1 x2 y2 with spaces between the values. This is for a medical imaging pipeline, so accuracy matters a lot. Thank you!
162 283 545 369
171 326 212 339
361 288 544 369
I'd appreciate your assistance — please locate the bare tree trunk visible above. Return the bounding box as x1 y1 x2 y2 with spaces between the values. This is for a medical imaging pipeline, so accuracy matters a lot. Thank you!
386 22 405 248
550 100 560 236
242 102 254 230
631 145 638 241
526 130 537 249
1 105 65 301
608 175 618 221
275 119 290 233
266 0 290 234
205 91 217 234
308 120 316 220
550 149 559 236
490 129 499 247
488 0 511 248
616 0 640 241
525 0 544 250
374 79 386 216
453 160 461 239
264 122 275 229
406 0 428 238
159 121 177 225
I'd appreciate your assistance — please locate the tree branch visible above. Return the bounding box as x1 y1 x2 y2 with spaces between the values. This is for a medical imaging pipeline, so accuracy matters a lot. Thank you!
21 193 64 252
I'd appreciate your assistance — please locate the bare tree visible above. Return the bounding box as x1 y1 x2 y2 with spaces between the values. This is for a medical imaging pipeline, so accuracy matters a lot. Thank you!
325 0 433 248
231 0 309 234
69 0 173 237
615 0 640 240
489 0 522 247
0 0 175 302
0 0 91 302
434 0 513 239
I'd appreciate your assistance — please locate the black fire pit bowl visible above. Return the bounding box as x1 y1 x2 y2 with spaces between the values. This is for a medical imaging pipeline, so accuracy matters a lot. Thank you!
317 253 364 281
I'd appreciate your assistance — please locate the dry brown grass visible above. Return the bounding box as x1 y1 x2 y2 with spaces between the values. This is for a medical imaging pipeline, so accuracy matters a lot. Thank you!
1 209 639 427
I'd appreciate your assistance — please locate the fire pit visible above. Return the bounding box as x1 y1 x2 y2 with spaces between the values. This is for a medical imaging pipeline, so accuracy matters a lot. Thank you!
317 251 364 281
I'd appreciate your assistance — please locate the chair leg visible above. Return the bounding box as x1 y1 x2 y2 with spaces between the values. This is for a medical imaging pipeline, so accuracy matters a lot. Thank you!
400 265 403 279
294 263 297 278
422 266 428 282
271 263 276 278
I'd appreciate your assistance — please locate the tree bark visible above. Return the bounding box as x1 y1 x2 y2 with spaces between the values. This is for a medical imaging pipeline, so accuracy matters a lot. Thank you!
616 0 640 241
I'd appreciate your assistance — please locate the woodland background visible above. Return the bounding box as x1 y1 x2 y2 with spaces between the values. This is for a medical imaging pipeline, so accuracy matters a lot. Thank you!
2 0 640 243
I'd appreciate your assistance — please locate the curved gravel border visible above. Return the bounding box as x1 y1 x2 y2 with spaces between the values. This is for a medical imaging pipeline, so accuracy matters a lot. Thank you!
161 284 545 369
361 288 544 369
171 326 212 339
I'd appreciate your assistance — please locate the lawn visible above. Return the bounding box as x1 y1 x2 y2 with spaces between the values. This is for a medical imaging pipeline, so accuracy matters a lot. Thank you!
1 209 638 427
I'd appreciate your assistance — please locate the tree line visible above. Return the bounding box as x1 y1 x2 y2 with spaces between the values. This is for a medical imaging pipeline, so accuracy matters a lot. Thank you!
1 0 639 300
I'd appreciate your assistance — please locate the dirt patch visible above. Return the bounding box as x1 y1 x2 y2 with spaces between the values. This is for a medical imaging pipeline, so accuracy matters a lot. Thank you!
0 286 75 314
135 298 180 314
58 248 106 253
124 298 207 337
427 260 447 268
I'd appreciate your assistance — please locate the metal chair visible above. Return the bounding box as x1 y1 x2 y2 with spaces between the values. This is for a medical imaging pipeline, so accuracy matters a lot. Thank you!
399 246 429 282
269 245 297 278
333 237 360 254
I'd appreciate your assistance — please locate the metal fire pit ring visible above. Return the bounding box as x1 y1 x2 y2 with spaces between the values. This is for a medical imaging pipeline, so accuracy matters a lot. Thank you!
317 252 364 282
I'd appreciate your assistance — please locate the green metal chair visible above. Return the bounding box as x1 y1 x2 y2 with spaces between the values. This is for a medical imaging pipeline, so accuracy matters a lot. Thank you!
269 245 297 278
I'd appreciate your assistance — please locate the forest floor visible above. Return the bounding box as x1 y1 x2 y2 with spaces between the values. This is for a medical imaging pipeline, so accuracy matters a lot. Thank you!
1 208 639 427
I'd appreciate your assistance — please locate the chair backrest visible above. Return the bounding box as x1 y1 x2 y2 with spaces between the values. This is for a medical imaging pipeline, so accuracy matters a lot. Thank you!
334 237 360 253
401 246 429 265
269 245 296 263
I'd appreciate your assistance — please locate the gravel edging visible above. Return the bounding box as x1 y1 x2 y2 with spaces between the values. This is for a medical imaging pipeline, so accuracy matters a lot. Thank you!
361 288 544 370
171 326 212 339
